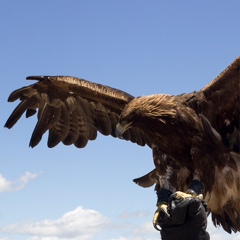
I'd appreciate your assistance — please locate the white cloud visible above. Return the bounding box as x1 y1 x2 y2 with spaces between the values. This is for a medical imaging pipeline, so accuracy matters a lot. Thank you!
0 207 240 240
0 172 42 192
107 219 157 240
207 219 240 240
118 211 148 220
108 217 240 240
0 206 109 240
109 237 155 240
133 221 156 235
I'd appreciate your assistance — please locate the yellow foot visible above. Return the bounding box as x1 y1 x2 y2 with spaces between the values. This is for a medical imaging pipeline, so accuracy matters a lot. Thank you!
153 203 170 231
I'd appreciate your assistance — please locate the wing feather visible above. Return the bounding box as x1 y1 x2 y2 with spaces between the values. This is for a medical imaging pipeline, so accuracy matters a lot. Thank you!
75 96 98 141
91 102 112 136
30 103 61 147
47 104 70 148
108 112 119 137
5 76 149 148
7 85 37 102
26 108 37 118
5 94 39 128
200 57 240 151
62 110 80 146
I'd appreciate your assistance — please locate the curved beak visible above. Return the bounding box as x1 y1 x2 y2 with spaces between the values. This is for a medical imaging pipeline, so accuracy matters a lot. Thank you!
115 122 132 138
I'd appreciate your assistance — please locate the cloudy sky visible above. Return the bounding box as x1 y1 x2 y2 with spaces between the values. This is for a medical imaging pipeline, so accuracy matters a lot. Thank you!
0 1 240 239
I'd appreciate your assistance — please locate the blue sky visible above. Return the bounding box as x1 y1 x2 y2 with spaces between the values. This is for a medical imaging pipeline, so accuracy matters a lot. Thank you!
0 1 239 239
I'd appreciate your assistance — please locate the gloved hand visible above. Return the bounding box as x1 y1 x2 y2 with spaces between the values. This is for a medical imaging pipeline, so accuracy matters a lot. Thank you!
158 194 210 240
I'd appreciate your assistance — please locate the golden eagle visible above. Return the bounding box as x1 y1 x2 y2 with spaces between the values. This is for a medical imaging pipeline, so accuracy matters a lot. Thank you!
5 57 240 233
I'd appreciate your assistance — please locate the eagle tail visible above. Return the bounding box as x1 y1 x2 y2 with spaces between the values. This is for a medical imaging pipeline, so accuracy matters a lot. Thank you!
133 169 158 188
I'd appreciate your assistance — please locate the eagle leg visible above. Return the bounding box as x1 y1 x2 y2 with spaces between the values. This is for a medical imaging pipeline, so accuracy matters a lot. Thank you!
153 168 205 230
186 171 205 197
153 188 172 231
153 166 176 230
158 166 176 192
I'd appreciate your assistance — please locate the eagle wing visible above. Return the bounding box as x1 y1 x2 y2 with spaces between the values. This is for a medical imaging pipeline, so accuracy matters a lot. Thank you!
184 56 240 152
5 76 149 148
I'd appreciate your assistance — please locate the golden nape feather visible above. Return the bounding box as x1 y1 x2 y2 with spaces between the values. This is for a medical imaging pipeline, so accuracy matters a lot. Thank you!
5 57 240 233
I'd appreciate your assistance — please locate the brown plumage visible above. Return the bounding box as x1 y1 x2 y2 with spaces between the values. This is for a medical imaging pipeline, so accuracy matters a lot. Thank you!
5 57 240 233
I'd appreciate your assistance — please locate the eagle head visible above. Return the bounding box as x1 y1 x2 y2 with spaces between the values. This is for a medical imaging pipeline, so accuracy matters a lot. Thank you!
115 94 176 138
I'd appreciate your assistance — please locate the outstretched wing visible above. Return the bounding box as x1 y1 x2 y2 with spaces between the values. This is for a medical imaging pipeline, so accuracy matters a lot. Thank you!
5 76 149 148
184 56 240 152
201 57 240 152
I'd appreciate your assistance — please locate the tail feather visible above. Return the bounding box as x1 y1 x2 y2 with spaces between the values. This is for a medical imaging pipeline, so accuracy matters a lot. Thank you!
133 169 158 188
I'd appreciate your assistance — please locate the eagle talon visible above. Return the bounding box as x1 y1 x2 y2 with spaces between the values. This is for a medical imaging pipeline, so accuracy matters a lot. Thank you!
152 203 170 231
153 223 162 231
169 191 204 203
173 191 195 200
